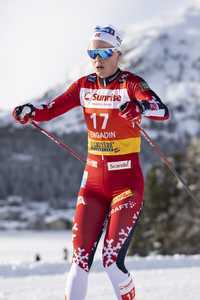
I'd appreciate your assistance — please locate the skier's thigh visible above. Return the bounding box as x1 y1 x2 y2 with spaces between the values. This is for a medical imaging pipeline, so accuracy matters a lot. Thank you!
73 190 109 251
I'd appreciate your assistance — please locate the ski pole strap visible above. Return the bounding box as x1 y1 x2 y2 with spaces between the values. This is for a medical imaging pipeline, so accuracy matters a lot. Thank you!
31 121 85 164
136 123 199 206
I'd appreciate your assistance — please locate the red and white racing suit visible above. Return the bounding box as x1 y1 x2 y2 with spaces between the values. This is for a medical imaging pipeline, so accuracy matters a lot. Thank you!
32 69 169 299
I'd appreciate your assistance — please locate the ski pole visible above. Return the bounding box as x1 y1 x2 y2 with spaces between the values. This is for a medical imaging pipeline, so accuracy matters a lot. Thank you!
135 123 199 205
31 121 85 164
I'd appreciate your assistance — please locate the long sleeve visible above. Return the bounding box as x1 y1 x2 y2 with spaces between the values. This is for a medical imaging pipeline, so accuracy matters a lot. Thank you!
129 77 169 121
33 80 81 122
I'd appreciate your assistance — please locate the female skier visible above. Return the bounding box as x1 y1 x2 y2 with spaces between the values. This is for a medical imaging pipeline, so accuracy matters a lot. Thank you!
13 25 169 300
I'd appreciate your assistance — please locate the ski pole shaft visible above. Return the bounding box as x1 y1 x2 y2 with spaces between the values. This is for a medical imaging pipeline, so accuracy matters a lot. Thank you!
136 123 198 205
31 121 85 164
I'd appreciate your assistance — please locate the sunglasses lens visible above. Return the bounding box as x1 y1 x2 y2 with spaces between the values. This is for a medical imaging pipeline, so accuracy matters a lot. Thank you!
87 49 114 59
87 50 97 59
100 49 113 59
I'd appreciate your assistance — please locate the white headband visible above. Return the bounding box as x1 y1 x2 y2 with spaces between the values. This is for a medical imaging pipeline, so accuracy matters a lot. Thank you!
91 25 122 50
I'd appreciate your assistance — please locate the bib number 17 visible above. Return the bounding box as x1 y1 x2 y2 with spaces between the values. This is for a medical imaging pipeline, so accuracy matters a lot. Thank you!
90 113 109 129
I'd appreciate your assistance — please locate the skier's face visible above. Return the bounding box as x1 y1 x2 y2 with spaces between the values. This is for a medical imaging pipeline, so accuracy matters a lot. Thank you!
88 40 121 78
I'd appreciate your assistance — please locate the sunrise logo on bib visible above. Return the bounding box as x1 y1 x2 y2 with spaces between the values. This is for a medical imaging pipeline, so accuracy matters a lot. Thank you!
80 88 130 109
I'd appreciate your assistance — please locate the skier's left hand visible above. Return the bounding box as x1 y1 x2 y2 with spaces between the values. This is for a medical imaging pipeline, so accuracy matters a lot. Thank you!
119 101 142 123
12 103 36 124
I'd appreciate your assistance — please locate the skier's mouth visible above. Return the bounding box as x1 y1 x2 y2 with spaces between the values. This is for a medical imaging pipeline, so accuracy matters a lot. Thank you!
96 66 104 70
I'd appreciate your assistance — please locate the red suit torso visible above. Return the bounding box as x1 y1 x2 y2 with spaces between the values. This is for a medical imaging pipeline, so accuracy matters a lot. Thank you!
33 69 169 156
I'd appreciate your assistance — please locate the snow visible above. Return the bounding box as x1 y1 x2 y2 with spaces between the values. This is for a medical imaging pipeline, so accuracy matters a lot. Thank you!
0 231 73 264
0 267 200 300
0 231 200 299
0 200 75 230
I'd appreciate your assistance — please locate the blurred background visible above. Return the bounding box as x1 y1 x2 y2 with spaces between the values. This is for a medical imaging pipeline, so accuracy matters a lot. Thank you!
0 0 200 257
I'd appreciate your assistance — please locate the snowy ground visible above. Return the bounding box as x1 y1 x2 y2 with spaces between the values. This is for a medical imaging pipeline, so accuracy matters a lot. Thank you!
0 231 200 300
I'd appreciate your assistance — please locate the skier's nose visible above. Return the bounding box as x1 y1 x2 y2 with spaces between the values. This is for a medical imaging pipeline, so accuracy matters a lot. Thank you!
95 55 103 62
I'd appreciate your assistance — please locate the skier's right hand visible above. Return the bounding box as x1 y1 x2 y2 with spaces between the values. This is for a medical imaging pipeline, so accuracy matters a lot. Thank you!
12 103 36 124
119 101 142 123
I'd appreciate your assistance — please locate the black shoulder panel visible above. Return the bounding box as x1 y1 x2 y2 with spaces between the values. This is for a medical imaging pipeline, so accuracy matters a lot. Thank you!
87 73 97 83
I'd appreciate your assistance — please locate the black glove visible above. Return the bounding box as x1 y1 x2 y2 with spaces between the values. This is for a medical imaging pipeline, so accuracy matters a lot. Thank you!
119 101 143 122
12 103 36 124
